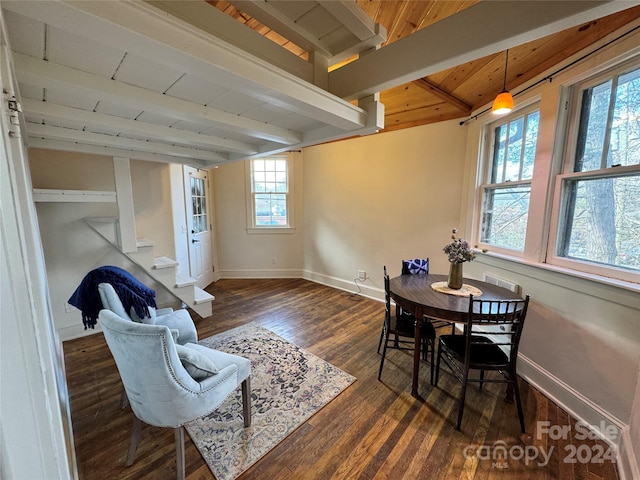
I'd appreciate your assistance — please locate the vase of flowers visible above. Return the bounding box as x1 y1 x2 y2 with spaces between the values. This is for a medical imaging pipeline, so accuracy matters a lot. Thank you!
443 228 476 289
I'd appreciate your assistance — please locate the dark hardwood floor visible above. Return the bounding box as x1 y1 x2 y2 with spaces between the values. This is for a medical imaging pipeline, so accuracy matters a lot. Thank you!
63 278 618 479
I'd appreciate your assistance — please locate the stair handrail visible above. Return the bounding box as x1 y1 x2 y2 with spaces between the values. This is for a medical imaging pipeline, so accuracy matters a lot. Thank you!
82 217 184 309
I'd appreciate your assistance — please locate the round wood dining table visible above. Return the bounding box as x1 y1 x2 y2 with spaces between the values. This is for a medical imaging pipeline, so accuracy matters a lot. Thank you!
388 273 523 398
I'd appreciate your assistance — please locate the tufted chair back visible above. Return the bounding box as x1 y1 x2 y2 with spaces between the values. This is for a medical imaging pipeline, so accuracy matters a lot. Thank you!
99 309 251 479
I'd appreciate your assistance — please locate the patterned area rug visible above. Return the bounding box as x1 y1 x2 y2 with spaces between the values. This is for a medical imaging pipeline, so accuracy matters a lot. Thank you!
185 322 356 480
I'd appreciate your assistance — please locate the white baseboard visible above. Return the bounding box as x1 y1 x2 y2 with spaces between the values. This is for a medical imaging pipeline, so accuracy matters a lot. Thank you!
57 323 102 342
618 426 640 480
220 268 303 279
301 270 382 301
517 353 635 479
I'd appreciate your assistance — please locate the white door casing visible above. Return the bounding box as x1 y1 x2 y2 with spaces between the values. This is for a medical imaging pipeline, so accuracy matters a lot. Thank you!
184 166 213 288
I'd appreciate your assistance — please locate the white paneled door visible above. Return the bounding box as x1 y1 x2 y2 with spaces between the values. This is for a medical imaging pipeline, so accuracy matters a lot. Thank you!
184 166 213 289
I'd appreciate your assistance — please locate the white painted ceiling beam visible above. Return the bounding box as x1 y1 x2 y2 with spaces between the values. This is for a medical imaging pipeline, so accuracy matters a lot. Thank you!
240 98 384 161
229 0 386 65
230 0 334 57
326 23 386 67
27 124 227 163
14 54 301 146
23 99 257 155
27 138 218 168
149 0 313 82
321 1 385 42
329 0 635 100
3 0 367 131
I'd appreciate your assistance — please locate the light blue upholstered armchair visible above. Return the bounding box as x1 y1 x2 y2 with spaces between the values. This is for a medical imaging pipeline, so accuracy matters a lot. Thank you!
99 309 251 480
98 282 197 344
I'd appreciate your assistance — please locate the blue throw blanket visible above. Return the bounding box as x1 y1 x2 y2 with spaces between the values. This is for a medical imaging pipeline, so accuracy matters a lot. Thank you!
68 266 157 329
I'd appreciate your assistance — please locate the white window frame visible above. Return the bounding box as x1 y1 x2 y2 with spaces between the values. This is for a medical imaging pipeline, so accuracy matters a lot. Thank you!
245 154 295 234
547 58 640 283
476 102 541 258
471 52 640 288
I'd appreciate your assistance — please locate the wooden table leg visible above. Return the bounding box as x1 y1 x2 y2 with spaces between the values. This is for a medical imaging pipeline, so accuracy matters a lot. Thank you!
412 315 422 397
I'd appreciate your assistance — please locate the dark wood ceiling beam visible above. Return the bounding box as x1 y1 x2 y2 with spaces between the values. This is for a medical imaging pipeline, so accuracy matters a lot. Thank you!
414 79 471 113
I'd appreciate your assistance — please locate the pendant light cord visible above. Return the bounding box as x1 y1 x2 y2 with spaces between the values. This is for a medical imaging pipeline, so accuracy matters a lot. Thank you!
502 49 509 92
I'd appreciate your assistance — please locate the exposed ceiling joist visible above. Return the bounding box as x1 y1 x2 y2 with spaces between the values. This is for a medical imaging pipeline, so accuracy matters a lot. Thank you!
14 53 302 146
27 124 227 163
150 0 313 81
4 0 369 130
27 137 216 168
24 99 255 154
4 0 638 166
414 79 471 113
329 0 633 100
228 0 386 63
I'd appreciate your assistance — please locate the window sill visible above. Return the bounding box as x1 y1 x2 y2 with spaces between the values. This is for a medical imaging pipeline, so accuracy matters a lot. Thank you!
473 251 640 308
246 227 296 235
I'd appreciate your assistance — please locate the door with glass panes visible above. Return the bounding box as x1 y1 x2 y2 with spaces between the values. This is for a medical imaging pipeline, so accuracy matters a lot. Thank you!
185 167 213 288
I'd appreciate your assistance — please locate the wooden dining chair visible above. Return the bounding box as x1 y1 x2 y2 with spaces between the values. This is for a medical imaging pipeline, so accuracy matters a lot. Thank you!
434 294 530 432
401 258 456 334
378 266 436 384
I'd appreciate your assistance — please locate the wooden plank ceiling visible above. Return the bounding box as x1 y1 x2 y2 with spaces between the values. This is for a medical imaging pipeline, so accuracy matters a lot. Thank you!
3 1 639 167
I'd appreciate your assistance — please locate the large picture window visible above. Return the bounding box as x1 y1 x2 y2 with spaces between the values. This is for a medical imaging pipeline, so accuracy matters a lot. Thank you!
473 52 639 286
479 106 540 252
555 63 640 275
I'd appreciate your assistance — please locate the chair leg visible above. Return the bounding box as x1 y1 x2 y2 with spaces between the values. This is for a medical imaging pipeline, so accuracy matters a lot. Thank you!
512 374 526 433
456 373 469 431
126 415 142 466
377 324 385 354
242 377 252 427
174 426 185 480
378 330 390 380
429 339 435 386
479 370 485 390
434 342 442 386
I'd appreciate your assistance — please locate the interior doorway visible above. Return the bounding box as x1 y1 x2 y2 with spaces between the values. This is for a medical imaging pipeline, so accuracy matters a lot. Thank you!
184 166 214 288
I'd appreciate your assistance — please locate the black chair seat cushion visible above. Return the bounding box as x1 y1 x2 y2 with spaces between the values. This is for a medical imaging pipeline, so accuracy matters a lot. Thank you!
439 334 509 367
391 312 436 339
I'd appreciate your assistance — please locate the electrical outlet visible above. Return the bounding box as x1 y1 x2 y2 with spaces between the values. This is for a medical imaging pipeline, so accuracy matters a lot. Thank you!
272 257 277 264
358 270 366 281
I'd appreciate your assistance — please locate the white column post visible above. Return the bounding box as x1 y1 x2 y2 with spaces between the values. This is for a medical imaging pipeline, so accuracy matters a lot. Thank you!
113 156 137 253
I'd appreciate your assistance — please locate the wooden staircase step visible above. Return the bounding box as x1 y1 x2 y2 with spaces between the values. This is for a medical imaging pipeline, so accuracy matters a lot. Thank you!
194 287 215 304
152 256 179 269
175 274 196 288
191 287 214 318
136 238 154 248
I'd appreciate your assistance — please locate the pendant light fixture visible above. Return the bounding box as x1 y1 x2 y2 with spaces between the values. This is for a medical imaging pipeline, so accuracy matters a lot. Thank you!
492 49 513 115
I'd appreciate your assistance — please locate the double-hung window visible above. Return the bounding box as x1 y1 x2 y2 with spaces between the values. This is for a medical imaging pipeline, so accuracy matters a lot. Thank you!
247 155 293 230
552 61 640 278
479 105 540 253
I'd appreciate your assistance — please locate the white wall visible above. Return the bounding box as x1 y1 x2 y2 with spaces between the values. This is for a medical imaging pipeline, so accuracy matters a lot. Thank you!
130 159 176 260
212 152 304 278
301 119 468 295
